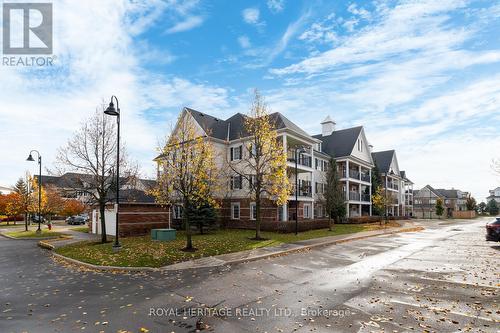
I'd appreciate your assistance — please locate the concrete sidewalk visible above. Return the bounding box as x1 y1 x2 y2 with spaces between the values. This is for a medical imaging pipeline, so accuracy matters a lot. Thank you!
41 221 424 272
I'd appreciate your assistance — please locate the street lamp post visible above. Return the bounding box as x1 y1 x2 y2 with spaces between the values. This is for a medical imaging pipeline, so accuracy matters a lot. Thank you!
26 150 42 234
104 95 121 251
294 146 307 235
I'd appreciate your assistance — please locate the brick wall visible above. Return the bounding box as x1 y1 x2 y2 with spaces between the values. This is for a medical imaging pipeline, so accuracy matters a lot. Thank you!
118 203 170 237
451 210 476 219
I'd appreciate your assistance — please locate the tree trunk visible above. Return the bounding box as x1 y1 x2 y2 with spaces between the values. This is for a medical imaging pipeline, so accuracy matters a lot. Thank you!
99 202 107 243
255 192 261 240
328 216 332 231
184 198 193 250
24 213 28 231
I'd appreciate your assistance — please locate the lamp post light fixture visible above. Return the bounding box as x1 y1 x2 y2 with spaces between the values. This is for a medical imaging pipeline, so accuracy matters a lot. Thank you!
294 146 307 235
26 150 42 234
104 95 121 251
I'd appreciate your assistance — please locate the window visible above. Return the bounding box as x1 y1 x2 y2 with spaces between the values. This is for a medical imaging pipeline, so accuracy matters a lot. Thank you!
173 205 183 219
231 202 240 219
250 202 257 220
304 204 311 219
230 175 243 190
315 158 319 170
248 174 256 189
230 145 243 161
248 143 257 157
315 204 323 218
318 142 322 151
277 206 284 221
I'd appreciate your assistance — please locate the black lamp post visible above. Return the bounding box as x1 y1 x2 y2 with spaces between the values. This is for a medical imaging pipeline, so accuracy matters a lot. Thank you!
26 150 42 234
294 146 307 235
384 169 395 226
104 95 121 251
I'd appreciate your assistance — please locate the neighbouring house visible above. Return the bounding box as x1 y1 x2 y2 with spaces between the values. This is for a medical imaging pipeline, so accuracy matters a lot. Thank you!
35 173 156 204
0 185 14 194
487 187 500 204
371 150 413 217
414 185 469 218
156 107 412 229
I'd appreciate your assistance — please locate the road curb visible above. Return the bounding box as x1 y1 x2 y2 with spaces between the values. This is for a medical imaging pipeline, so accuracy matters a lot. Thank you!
45 226 424 273
0 232 68 240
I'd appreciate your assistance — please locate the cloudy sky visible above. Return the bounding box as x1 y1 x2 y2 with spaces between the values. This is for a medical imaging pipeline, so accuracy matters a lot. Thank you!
1 0 500 201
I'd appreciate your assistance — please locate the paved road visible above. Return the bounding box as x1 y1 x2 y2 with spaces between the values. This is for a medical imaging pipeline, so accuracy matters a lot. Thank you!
0 218 498 333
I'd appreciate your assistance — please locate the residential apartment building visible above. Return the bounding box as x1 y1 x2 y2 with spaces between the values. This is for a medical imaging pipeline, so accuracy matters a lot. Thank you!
414 185 468 218
371 150 413 217
487 187 500 204
161 108 381 225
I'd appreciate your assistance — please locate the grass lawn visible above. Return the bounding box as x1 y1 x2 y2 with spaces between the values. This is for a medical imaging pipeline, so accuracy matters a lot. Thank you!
70 226 89 233
4 229 68 239
56 222 399 268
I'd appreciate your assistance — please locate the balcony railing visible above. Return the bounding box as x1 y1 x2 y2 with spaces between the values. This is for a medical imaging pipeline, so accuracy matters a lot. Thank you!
349 170 360 179
361 173 370 182
349 191 360 201
291 185 312 197
287 152 312 168
361 193 371 202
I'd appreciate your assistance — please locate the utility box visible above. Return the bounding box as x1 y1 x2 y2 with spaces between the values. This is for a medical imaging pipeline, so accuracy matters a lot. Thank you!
151 228 176 241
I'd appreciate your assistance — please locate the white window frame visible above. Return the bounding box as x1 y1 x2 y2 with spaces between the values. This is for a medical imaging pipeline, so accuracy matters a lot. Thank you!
304 203 311 219
250 202 256 220
231 145 243 161
173 205 183 219
231 202 240 220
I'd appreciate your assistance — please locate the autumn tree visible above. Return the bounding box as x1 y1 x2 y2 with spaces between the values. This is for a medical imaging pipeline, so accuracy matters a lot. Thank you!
56 109 136 243
61 199 86 217
372 186 396 224
370 162 384 216
4 192 23 224
228 90 290 240
324 157 346 230
435 197 444 218
42 186 65 222
153 110 221 251
466 195 477 211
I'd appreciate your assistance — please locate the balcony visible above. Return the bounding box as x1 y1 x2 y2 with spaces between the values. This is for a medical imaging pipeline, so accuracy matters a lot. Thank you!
349 191 360 201
361 193 371 202
287 152 312 168
360 173 370 182
291 185 312 197
348 170 360 180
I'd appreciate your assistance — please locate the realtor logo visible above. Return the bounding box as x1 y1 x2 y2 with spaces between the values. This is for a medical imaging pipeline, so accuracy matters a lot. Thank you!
2 3 53 54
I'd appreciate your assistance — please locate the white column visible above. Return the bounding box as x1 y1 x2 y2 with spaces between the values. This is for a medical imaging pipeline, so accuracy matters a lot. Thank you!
369 168 372 216
346 160 350 217
310 145 315 219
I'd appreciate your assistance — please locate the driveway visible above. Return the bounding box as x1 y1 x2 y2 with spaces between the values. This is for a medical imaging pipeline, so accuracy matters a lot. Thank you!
0 218 498 332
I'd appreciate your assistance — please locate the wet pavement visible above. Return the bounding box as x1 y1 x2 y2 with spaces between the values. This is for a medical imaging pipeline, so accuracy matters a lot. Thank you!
1 218 498 333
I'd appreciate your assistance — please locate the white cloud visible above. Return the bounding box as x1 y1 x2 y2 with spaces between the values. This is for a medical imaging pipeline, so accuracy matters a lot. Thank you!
165 15 204 34
238 35 251 48
242 8 261 25
267 10 310 63
0 0 228 187
267 0 285 13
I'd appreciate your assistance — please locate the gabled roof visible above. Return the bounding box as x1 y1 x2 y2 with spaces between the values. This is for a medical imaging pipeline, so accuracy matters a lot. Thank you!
371 150 395 173
186 107 314 141
435 189 461 199
400 170 413 184
186 107 228 140
312 126 363 158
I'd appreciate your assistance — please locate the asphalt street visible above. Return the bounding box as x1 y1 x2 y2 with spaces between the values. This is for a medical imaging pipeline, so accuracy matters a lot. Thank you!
0 218 498 333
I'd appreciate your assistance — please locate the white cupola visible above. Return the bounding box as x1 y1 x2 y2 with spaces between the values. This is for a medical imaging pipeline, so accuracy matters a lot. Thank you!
321 116 336 136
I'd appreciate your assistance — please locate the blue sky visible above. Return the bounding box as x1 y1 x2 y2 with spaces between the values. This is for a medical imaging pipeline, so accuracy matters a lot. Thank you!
1 0 500 201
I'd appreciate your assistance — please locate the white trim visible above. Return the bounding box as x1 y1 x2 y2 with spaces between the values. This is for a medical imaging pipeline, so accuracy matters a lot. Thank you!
250 202 256 220
231 202 240 220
